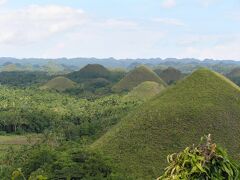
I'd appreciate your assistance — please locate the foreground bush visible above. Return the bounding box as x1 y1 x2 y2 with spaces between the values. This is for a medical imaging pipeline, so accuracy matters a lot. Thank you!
158 135 240 180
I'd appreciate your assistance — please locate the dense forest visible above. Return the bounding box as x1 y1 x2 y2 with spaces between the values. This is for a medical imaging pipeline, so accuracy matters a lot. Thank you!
1 62 240 179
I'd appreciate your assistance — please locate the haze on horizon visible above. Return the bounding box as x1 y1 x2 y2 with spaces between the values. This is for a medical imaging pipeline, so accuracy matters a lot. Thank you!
0 0 239 60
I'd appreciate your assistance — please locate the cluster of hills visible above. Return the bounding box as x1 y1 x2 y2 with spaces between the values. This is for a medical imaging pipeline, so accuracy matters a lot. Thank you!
112 66 166 92
2 58 240 179
38 64 173 98
92 68 240 178
0 61 75 74
37 63 240 178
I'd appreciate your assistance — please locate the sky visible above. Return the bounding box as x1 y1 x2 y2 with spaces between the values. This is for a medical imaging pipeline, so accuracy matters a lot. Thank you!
0 0 239 60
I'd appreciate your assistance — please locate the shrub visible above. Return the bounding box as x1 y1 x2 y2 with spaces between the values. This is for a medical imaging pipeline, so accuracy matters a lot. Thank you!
158 135 240 180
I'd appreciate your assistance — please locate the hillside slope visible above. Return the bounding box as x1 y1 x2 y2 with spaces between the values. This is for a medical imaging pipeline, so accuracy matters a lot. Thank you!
124 81 165 101
112 66 166 92
92 68 240 179
40 76 76 92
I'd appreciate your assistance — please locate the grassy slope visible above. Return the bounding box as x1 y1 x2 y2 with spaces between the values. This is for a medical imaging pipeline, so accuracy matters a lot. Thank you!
92 68 240 179
41 76 76 91
124 81 165 101
112 66 167 92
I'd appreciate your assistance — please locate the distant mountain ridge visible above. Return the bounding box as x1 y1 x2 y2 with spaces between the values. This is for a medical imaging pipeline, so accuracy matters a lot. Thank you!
1 57 240 74
0 57 239 66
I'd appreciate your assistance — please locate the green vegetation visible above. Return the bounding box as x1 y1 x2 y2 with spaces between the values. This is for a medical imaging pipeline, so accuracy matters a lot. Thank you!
0 71 50 87
226 67 240 86
155 67 184 85
0 86 140 137
125 81 165 101
6 142 115 180
0 83 141 178
2 63 240 179
112 65 167 92
92 68 240 179
158 135 240 180
40 76 76 92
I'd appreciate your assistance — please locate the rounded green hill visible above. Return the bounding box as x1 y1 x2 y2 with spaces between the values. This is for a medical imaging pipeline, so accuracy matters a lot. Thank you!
1 64 19 72
124 81 165 101
67 64 111 83
92 68 240 179
112 65 167 92
155 67 183 84
40 76 76 92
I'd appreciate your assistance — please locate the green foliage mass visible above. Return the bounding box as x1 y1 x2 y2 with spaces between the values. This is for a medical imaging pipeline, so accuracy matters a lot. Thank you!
124 81 165 101
226 67 240 86
112 65 167 92
0 86 141 139
3 140 113 179
158 135 240 180
40 76 76 92
92 68 240 179
0 71 50 87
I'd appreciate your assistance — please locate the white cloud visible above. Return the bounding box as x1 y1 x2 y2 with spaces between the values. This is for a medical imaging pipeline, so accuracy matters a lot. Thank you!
161 0 176 8
178 34 240 60
0 5 87 45
229 12 240 21
42 26 166 58
0 0 7 6
199 0 217 7
0 4 141 47
101 19 138 29
152 18 185 26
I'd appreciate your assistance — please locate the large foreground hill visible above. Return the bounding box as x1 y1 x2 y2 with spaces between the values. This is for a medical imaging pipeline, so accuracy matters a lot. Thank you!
92 68 240 179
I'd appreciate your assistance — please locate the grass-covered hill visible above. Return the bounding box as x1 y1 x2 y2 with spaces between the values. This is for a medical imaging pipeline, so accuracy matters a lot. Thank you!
1 64 19 72
92 68 240 179
40 76 76 92
124 81 165 101
154 67 184 84
112 65 167 92
67 64 111 83
42 61 65 74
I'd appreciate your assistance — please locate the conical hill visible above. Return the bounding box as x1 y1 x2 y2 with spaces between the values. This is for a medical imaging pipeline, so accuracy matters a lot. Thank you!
112 65 166 92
